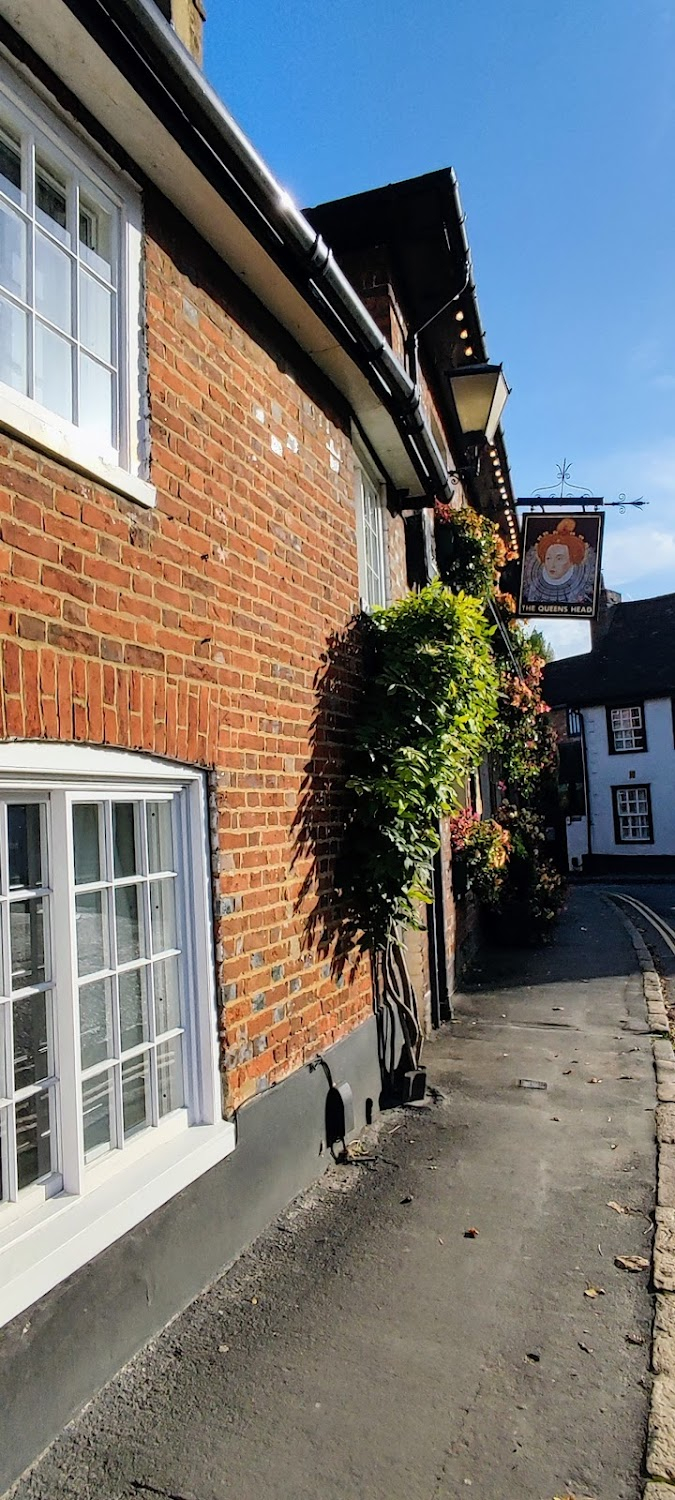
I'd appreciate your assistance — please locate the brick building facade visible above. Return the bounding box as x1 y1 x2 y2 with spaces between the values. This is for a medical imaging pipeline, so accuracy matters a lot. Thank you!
0 0 517 1487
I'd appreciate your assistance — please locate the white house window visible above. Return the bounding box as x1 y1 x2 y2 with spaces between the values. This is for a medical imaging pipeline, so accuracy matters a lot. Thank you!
0 746 232 1330
567 708 582 737
613 784 652 843
609 705 645 753
357 467 387 610
0 60 152 506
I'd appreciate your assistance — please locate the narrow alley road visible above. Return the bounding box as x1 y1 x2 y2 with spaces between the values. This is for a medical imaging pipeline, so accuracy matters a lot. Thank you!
10 889 654 1500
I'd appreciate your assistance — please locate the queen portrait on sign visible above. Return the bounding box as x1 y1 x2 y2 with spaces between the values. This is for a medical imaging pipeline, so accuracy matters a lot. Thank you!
521 517 597 607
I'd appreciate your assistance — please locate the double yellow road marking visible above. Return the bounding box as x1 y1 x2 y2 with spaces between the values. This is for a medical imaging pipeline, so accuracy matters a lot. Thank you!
612 891 675 958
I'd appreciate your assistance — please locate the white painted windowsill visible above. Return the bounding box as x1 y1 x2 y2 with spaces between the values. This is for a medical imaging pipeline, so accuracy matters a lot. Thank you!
0 391 156 510
0 1119 236 1331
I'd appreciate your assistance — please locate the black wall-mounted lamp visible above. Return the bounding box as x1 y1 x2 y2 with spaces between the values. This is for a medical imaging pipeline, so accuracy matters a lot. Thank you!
446 363 511 479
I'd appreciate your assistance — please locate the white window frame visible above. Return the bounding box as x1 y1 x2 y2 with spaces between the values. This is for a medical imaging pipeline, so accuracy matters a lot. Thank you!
0 53 154 509
355 458 388 611
567 708 582 738
613 783 652 844
610 705 645 753
0 743 232 1330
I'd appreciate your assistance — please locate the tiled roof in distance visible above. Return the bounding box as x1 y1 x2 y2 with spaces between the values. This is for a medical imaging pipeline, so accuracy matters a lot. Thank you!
543 591 675 708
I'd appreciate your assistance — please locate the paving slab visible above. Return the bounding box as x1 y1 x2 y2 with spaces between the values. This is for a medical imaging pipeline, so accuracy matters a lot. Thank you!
657 1105 675 1144
652 1295 675 1377
648 1374 675 1481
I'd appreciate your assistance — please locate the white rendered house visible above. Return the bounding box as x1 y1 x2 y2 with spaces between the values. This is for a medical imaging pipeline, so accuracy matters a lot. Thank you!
544 591 675 873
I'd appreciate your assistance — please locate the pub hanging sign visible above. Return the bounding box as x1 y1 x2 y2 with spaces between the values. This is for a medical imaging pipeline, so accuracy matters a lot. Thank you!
516 510 605 620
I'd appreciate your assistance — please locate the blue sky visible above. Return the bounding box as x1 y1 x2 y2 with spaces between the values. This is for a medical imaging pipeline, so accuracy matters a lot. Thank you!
205 0 675 658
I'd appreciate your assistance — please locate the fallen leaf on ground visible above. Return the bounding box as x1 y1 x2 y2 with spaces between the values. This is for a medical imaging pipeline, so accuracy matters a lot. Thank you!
218 1344 229 1354
584 1285 605 1298
608 1200 631 1214
464 1227 479 1238
578 1340 593 1354
626 1332 645 1345
587 1077 602 1084
614 1255 649 1272
551 1116 560 1122
563 1069 572 1076
400 1194 414 1204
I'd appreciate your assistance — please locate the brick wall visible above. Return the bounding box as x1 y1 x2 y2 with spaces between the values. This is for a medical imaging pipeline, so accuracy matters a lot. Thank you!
0 192 381 1112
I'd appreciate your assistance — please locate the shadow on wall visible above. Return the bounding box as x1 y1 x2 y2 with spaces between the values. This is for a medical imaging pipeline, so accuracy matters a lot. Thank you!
291 615 412 1106
291 613 368 982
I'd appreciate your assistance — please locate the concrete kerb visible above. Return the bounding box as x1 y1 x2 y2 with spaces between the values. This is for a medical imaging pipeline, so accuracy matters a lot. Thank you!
603 896 675 1494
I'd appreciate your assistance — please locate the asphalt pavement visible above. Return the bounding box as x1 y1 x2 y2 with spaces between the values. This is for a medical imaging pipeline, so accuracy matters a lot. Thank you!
606 881 675 1017
9 887 655 1500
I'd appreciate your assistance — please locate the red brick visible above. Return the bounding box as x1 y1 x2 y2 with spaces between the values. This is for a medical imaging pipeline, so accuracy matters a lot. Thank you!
0 205 381 1114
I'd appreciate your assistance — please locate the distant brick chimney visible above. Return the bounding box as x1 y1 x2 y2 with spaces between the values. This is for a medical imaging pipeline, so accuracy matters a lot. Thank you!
155 0 206 65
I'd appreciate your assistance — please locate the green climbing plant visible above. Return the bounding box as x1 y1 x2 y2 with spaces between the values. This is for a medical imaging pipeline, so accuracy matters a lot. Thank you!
341 581 499 950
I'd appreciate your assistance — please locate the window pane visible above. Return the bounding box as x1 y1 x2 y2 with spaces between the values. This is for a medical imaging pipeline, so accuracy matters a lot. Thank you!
35 231 72 334
150 878 177 955
115 884 141 964
35 320 73 422
157 1037 183 1118
119 968 147 1053
0 126 23 207
0 1012 7 1100
10 899 45 991
16 1089 52 1189
79 196 113 281
0 200 26 301
79 354 114 452
79 271 112 362
147 801 175 874
0 294 27 394
113 803 137 878
79 978 113 1070
82 1071 113 1163
75 890 106 976
122 1052 150 1138
73 803 101 885
154 955 181 1035
8 804 43 890
35 159 70 246
13 992 49 1090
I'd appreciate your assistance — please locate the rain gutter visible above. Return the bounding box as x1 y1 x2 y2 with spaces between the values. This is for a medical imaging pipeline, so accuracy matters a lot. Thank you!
60 0 455 504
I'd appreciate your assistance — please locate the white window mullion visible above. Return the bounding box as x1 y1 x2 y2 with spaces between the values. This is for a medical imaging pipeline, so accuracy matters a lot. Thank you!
139 799 159 1127
103 800 124 1151
24 131 36 402
70 173 80 428
50 790 84 1195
